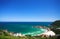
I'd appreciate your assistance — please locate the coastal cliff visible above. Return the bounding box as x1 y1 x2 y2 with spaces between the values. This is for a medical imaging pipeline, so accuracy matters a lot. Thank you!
50 20 60 34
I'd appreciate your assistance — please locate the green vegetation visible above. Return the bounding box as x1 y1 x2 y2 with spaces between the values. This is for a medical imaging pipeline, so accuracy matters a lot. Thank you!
51 20 60 28
0 35 57 39
0 29 57 39
50 20 60 34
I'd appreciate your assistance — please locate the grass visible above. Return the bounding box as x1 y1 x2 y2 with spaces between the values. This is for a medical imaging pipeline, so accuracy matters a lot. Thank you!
0 29 57 39
0 35 57 39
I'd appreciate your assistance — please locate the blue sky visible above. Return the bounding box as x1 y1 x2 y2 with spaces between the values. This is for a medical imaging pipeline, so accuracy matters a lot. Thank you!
0 0 60 22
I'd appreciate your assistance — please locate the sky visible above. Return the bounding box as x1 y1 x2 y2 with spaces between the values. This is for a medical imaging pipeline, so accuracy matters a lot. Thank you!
0 0 60 22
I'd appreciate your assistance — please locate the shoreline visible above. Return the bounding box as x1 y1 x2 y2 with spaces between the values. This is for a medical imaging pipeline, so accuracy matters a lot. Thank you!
12 28 56 37
7 26 47 36
1 26 56 37
10 27 55 37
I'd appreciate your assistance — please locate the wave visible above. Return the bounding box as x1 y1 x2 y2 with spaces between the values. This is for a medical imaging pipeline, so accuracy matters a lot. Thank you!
23 29 46 36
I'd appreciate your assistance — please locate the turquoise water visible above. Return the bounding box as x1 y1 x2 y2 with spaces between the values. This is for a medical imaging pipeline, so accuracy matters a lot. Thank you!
0 22 52 36
23 28 46 36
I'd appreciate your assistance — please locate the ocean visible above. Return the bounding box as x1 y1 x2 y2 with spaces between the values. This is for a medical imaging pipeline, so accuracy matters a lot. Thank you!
0 22 52 36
